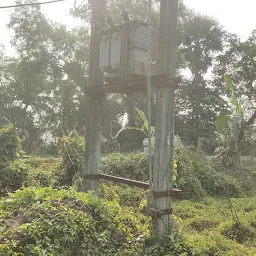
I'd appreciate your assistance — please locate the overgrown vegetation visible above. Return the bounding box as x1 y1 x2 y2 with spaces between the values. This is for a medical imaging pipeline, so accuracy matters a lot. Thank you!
174 198 256 255
101 153 148 181
0 187 149 255
175 147 242 200
57 130 85 186
1 187 256 255
0 124 20 164
0 125 26 195
100 149 242 201
0 128 256 255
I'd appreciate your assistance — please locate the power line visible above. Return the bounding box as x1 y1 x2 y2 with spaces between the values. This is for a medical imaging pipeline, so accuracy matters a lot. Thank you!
74 0 86 11
0 0 65 9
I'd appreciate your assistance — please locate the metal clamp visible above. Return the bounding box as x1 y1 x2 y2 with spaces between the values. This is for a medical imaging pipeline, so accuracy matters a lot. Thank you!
153 190 173 199
150 208 173 218
153 189 182 199
84 174 101 180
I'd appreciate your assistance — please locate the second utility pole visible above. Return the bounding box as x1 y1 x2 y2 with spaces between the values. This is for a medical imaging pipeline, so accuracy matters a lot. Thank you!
152 0 178 241
84 0 106 195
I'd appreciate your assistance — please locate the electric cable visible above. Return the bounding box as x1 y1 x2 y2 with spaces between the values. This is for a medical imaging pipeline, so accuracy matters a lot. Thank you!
0 0 65 9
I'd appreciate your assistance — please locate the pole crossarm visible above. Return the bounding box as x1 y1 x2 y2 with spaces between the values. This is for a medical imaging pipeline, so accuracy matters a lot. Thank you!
83 74 180 95
84 173 182 196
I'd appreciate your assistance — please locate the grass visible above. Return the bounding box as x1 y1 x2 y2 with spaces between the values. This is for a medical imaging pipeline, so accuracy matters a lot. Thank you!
174 197 256 255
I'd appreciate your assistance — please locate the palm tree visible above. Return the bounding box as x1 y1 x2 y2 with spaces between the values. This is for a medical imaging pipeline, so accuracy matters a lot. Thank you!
176 11 225 147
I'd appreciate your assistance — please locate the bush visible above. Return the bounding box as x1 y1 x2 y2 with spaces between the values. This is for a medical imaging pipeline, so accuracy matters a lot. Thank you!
22 157 59 188
184 231 255 256
100 149 241 201
178 175 205 201
115 128 145 152
53 132 241 200
143 231 196 256
57 131 85 186
221 221 256 243
0 187 149 256
100 184 146 208
0 124 20 164
39 142 59 157
101 153 148 182
0 125 24 195
176 147 242 200
0 161 28 195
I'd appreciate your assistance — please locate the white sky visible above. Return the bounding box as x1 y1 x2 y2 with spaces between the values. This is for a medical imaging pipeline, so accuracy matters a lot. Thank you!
0 0 256 55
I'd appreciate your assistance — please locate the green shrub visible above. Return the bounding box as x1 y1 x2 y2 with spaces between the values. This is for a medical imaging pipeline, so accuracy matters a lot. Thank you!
101 153 148 182
100 149 241 201
221 221 256 243
143 231 196 256
57 131 85 186
0 187 149 255
183 231 255 256
176 147 242 199
209 173 241 198
19 157 60 188
0 124 20 164
189 218 220 232
39 142 59 157
115 128 145 152
53 134 242 200
178 175 205 201
100 184 146 208
0 125 25 194
0 161 28 195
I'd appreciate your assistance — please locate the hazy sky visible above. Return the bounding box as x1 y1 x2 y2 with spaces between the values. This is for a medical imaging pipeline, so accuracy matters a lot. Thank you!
0 0 256 55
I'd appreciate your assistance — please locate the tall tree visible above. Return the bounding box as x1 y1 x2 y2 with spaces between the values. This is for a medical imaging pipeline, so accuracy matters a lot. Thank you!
176 11 225 148
213 31 256 99
7 0 90 151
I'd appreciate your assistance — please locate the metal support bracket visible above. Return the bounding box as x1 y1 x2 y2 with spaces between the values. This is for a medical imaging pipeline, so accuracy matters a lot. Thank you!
150 208 173 218
84 174 101 180
153 189 182 199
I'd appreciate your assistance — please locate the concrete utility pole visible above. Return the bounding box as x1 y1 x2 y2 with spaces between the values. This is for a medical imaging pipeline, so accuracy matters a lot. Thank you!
84 0 106 195
152 0 178 240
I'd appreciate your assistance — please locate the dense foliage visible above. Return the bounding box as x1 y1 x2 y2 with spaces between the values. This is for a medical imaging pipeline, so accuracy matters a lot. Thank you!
101 153 148 181
100 150 241 201
0 124 20 164
0 125 26 195
0 187 149 255
175 148 241 200
57 130 85 186
0 133 255 255
0 161 28 196
1 185 256 255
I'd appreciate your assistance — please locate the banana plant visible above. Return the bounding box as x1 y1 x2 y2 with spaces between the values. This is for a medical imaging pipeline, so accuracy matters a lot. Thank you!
216 75 243 133
216 75 247 170
114 108 154 140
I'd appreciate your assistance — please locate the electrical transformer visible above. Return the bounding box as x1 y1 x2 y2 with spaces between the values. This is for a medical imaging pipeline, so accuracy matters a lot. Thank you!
99 21 148 77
